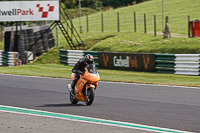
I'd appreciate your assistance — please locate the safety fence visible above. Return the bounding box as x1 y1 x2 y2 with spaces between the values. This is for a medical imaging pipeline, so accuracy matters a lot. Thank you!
59 50 200 76
0 50 19 66
155 54 200 75
0 51 2 66
175 54 200 75
155 54 175 74
60 50 84 66
71 12 199 37
59 49 99 66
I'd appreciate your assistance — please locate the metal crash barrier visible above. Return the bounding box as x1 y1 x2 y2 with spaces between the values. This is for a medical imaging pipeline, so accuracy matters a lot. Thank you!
59 50 99 66
60 50 200 76
0 50 19 66
175 54 200 75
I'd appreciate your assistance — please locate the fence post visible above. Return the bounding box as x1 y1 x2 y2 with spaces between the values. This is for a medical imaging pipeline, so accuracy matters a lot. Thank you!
154 15 156 36
0 25 2 42
144 13 147 34
188 15 190 38
86 14 89 33
134 12 136 32
117 12 120 32
101 13 104 32
0 25 3 42
56 25 60 46
70 18 73 39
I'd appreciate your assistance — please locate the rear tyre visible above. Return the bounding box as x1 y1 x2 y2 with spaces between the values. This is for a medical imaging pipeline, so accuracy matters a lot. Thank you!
70 92 78 104
85 88 95 106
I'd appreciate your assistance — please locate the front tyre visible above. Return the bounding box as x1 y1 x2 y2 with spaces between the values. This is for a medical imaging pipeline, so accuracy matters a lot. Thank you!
85 88 95 106
70 92 78 104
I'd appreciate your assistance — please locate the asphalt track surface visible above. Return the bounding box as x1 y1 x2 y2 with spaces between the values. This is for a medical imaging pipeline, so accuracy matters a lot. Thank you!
0 74 200 132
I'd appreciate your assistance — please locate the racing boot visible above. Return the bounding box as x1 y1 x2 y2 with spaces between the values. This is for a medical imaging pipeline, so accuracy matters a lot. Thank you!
71 80 76 95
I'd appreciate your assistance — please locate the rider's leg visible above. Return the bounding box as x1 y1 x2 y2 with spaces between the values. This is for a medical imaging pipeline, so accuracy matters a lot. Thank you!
71 73 80 94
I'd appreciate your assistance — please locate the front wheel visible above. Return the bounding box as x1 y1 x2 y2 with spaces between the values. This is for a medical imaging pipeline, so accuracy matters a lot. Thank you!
70 92 78 104
85 88 95 106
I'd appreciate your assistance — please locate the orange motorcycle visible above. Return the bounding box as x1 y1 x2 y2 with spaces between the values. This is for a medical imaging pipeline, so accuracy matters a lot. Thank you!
68 64 100 106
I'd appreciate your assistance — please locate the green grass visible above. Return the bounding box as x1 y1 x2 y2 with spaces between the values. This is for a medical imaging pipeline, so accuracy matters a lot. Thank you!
71 0 200 35
58 0 200 53
32 47 60 64
2 0 200 54
87 32 200 53
1 0 200 87
0 64 200 87
66 7 98 18
0 41 3 50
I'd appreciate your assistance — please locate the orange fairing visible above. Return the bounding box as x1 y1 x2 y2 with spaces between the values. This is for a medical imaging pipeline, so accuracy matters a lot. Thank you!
83 69 100 82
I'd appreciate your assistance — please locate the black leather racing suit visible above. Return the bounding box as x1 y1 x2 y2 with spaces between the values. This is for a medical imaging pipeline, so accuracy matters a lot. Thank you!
71 58 88 90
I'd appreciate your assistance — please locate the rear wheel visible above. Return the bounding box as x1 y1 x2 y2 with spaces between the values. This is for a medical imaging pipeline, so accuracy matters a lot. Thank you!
70 92 78 104
85 88 95 106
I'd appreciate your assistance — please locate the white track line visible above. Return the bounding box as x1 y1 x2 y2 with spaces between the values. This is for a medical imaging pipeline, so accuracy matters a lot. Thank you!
0 105 195 133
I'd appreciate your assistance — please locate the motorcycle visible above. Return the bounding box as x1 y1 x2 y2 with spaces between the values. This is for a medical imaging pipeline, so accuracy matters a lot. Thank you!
68 63 100 106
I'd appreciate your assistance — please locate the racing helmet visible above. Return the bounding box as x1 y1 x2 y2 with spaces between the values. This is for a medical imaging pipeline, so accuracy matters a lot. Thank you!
85 54 94 64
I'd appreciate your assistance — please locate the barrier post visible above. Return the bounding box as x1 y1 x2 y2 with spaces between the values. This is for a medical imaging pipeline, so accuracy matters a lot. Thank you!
86 14 89 33
188 15 190 38
154 15 157 36
101 13 104 33
117 12 120 32
144 13 147 34
134 12 136 32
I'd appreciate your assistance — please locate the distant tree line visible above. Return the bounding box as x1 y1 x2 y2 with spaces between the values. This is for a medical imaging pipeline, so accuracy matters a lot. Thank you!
61 0 150 10
0 0 149 10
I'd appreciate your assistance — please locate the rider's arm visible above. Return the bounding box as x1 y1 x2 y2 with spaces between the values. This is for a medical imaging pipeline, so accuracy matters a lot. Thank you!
72 65 78 73
72 58 86 74
72 60 82 74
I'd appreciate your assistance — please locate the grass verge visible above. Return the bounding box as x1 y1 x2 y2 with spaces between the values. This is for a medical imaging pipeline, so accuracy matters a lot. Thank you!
0 41 3 50
0 64 200 87
86 31 200 53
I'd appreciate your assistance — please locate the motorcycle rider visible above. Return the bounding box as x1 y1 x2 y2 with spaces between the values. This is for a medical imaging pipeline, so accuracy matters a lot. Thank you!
70 54 94 94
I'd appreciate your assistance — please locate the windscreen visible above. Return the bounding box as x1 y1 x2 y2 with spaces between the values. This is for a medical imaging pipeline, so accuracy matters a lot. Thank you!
86 64 97 74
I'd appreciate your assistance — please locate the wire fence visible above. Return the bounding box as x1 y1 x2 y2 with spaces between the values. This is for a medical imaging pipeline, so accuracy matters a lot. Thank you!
70 12 199 37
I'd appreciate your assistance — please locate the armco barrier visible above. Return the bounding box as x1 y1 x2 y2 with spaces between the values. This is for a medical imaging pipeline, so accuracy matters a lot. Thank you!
155 54 175 74
60 50 199 76
0 51 19 66
59 49 68 64
59 49 99 66
67 50 84 66
175 54 200 75
0 50 3 66
59 49 84 66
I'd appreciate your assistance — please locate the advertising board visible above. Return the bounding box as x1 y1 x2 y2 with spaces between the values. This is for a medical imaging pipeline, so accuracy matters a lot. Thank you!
98 52 156 72
0 1 59 22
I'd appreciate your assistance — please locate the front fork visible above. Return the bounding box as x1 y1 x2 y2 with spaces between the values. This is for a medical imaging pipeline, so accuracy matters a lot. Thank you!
85 84 95 96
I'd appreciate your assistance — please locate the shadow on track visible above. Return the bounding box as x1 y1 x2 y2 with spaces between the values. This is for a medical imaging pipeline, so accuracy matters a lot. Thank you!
38 103 85 107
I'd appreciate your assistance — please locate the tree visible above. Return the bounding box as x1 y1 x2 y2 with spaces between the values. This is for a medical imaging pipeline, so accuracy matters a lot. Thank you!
101 0 134 8
81 0 102 10
60 0 77 8
60 0 149 10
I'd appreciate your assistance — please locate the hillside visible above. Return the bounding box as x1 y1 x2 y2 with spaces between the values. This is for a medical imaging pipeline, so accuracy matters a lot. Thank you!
65 0 200 53
1 0 200 64
72 0 200 35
